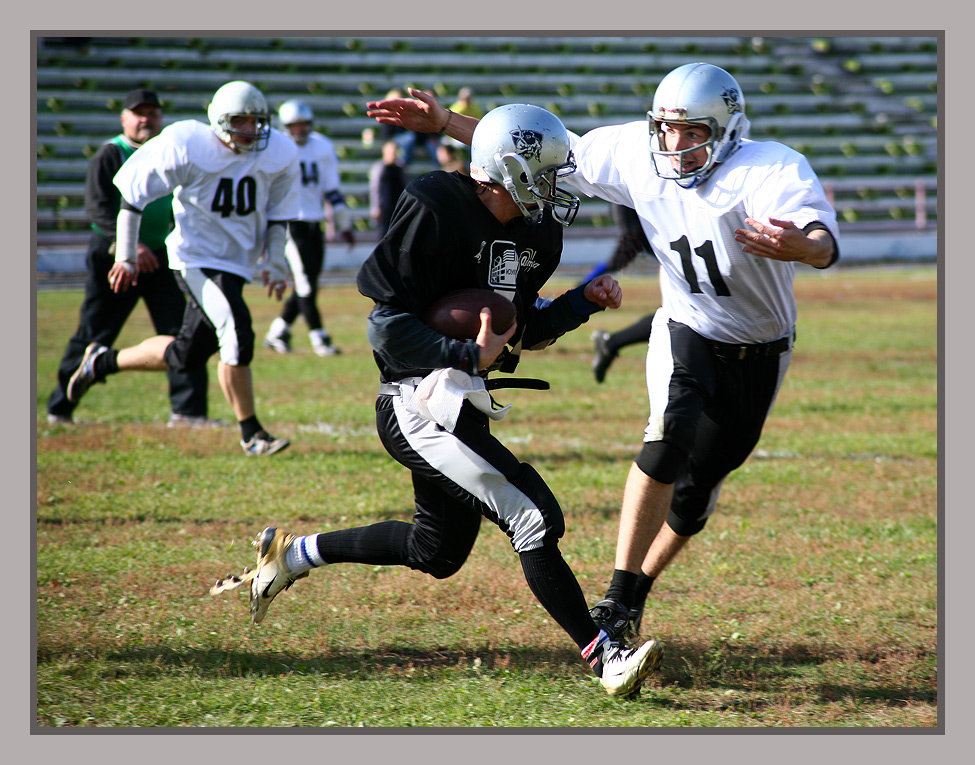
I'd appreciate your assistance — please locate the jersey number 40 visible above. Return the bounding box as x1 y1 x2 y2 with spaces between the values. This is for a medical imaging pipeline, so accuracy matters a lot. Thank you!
211 176 257 218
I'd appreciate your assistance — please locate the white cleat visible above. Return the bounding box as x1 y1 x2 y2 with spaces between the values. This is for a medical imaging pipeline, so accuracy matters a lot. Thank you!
599 638 663 697
248 527 307 624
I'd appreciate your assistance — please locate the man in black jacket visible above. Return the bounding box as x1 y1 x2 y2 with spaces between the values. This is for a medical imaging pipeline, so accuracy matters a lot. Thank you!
46 88 210 426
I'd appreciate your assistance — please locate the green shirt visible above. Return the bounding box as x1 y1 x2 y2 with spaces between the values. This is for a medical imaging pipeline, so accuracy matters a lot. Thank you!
96 135 173 251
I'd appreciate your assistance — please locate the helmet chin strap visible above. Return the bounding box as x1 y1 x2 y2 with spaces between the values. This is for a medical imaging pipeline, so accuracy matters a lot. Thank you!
498 152 544 224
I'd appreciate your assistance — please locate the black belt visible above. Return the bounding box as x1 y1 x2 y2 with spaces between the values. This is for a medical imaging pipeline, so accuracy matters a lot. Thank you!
707 333 793 361
379 377 550 396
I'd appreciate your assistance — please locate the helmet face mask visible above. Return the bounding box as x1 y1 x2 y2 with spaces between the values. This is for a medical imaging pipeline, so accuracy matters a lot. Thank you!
208 81 271 152
471 104 580 226
647 63 749 188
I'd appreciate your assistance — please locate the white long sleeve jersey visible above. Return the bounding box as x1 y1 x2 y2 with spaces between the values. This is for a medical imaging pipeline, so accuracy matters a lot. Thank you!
291 131 344 222
568 121 839 344
113 119 301 281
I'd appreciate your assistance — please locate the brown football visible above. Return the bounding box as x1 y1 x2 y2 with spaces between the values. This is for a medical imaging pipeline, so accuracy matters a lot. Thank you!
423 288 517 340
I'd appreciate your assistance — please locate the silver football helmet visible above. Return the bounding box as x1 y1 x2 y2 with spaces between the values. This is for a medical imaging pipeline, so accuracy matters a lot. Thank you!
208 80 271 152
278 99 314 126
647 62 750 188
470 104 580 226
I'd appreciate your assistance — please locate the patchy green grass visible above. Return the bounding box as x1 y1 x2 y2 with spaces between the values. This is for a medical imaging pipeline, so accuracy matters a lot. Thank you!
35 266 938 728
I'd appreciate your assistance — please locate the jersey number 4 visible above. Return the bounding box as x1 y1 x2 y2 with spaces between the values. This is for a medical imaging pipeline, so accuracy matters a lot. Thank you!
300 161 319 186
211 177 257 218
671 236 731 296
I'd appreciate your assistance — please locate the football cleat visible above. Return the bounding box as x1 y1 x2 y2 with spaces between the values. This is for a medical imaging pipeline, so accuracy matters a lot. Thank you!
589 598 635 641
599 638 663 697
240 430 290 456
312 342 341 357
264 333 292 354
248 527 308 624
66 342 110 402
591 330 617 384
629 605 645 637
310 330 341 357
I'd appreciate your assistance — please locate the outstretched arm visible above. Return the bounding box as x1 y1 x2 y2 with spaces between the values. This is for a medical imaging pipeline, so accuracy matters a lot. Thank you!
735 218 836 269
366 88 479 147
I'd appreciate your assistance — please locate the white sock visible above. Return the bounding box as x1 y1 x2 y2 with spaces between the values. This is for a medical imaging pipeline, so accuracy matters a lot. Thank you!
285 534 325 575
268 317 290 339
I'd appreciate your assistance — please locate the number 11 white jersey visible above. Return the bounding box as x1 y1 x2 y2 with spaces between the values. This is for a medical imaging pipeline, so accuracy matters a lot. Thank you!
568 121 839 344
113 119 301 281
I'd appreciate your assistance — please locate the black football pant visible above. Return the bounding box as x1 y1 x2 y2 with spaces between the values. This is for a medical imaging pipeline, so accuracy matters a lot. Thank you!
47 233 208 419
279 221 325 331
308 393 601 651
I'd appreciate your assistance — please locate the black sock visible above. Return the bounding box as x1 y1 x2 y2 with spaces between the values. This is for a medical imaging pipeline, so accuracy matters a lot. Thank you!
633 573 656 612
239 416 262 442
93 349 119 379
520 546 600 651
604 569 638 609
314 520 412 566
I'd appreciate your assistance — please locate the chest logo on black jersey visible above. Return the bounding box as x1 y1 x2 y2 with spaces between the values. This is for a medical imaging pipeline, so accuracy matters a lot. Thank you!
510 128 543 162
488 241 520 291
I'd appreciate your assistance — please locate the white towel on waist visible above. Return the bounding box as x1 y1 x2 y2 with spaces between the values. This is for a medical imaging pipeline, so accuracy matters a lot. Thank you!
404 368 511 432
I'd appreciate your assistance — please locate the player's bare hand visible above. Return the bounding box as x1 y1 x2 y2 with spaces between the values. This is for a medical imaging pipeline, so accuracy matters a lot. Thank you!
366 88 445 134
108 262 138 293
262 271 287 300
583 273 622 309
136 243 160 272
735 218 832 267
476 308 517 371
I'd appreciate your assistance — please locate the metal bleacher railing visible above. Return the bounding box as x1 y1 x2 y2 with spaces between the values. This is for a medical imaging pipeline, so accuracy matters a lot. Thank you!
35 35 939 265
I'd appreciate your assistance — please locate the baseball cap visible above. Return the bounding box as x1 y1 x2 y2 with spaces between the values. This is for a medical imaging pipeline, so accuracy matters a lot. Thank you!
123 88 161 111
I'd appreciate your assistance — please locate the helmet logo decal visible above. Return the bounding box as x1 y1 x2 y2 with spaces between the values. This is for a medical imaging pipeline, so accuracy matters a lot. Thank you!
721 88 742 114
509 128 543 162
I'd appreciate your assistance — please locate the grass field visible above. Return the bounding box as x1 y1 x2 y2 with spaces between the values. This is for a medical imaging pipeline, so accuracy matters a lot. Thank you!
34 265 938 728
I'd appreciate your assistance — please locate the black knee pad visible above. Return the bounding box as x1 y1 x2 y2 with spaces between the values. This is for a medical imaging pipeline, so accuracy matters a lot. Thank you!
635 440 687 485
164 337 214 373
236 326 256 366
666 509 708 537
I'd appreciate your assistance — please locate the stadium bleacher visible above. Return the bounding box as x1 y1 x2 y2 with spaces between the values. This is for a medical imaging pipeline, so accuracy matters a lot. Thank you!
35 34 939 265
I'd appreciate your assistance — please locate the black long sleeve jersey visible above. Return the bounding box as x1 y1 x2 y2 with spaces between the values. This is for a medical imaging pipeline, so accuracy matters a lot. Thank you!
357 171 603 383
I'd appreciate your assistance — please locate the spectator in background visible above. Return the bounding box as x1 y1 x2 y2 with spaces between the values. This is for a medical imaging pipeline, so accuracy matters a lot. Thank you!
264 100 354 357
445 87 483 164
436 142 467 174
46 88 211 428
369 140 407 236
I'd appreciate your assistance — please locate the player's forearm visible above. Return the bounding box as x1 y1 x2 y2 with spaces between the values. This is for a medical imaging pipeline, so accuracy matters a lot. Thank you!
437 109 477 147
801 229 837 269
114 206 142 265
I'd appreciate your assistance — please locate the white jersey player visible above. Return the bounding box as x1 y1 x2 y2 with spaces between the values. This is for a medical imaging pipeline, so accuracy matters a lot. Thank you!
364 62 841 647
113 118 300 280
66 80 300 457
563 64 840 639
568 123 836 345
264 100 355 357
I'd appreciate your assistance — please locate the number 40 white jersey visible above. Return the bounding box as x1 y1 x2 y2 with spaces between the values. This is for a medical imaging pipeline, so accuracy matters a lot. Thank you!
567 121 840 344
113 119 301 281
